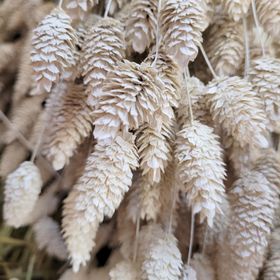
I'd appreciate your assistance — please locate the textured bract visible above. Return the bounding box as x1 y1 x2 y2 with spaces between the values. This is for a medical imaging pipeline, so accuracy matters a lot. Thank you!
31 8 77 93
161 0 207 67
175 121 225 226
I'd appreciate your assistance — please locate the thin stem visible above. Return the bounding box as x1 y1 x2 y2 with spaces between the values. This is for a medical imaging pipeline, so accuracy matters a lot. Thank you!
0 111 32 151
0 110 59 178
243 15 250 79
198 42 218 79
202 227 208 256
133 214 140 262
168 183 177 234
104 0 113 18
184 69 194 125
187 210 195 266
251 0 266 57
58 0 64 8
152 0 162 67
31 122 47 163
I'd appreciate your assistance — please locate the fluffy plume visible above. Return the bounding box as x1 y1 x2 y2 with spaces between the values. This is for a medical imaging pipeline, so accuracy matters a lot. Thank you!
33 217 67 260
31 7 77 93
161 0 207 67
263 227 280 280
62 132 138 271
64 0 97 20
42 81 92 170
217 171 276 280
141 224 183 280
4 161 43 228
256 0 280 39
93 60 170 140
221 0 251 21
175 121 226 226
205 18 244 76
125 0 157 53
109 261 138 280
82 17 125 110
249 57 280 132
207 76 268 149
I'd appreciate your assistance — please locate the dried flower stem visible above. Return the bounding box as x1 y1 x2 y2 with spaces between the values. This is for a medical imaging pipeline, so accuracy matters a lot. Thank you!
187 211 195 266
0 110 32 151
251 0 266 57
168 183 177 234
184 68 194 125
58 0 64 8
104 0 113 18
133 213 141 262
31 123 47 163
243 15 250 78
198 42 218 79
152 0 162 67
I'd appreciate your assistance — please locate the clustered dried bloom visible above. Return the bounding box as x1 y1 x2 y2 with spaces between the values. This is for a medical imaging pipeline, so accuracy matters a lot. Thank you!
31 7 77 93
4 161 43 228
2 0 280 279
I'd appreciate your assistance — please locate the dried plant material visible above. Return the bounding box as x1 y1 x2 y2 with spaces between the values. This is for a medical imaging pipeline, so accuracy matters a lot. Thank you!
63 133 138 271
141 224 183 280
181 265 197 280
263 227 280 280
31 7 77 93
249 27 275 61
25 185 59 224
107 0 130 15
145 49 182 109
177 77 211 126
42 81 92 170
64 0 97 20
82 18 125 110
136 123 173 184
190 253 215 280
249 57 280 132
0 43 18 73
125 0 157 53
217 171 275 280
161 0 207 67
109 260 138 280
257 0 280 39
0 141 29 178
207 76 268 149
205 18 244 76
221 0 251 21
4 95 45 144
59 267 89 280
33 216 67 260
127 175 161 222
252 149 280 196
4 161 43 228
175 121 225 226
93 60 170 140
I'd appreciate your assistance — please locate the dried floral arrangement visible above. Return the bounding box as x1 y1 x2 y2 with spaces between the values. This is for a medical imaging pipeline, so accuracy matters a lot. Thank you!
1 0 280 279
